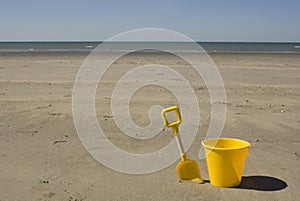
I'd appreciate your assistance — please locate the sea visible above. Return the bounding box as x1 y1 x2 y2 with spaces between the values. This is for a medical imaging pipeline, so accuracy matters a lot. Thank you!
0 42 300 53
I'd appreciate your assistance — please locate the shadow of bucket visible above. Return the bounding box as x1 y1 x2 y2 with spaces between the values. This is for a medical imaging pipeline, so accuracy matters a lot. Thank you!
202 138 250 187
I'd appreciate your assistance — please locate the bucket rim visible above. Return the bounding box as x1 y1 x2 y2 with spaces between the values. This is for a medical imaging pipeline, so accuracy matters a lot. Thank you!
201 138 250 151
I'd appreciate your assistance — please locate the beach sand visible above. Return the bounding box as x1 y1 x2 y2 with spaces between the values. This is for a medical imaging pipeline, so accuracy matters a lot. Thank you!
0 51 299 200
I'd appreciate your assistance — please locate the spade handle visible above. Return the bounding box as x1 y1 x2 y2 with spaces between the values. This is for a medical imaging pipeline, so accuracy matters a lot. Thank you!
161 106 185 155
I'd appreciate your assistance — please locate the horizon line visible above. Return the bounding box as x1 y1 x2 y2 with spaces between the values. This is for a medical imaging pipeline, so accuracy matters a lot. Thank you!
0 40 299 43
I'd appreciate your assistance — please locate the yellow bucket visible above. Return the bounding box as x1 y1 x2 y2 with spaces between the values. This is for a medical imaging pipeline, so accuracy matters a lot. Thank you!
202 138 250 187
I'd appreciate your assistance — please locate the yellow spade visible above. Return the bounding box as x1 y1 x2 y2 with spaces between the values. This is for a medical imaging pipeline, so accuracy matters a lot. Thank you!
161 106 201 182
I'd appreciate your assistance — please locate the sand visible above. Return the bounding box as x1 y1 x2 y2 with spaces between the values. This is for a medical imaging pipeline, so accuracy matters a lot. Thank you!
0 51 299 201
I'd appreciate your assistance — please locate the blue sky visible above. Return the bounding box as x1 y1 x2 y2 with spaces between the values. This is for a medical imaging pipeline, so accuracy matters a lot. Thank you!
0 0 299 42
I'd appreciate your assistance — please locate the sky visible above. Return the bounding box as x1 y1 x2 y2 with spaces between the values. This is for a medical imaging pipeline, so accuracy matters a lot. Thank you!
0 0 299 42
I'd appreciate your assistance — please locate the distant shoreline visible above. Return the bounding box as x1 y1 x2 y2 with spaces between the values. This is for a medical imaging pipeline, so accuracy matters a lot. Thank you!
0 50 300 54
0 42 300 53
